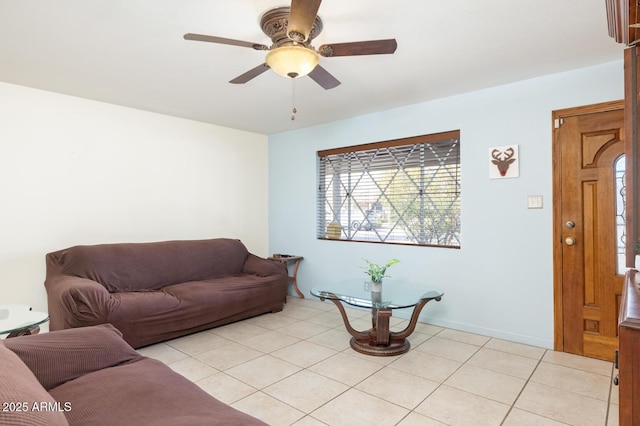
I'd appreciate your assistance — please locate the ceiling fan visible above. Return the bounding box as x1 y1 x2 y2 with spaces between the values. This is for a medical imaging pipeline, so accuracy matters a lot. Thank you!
183 0 397 90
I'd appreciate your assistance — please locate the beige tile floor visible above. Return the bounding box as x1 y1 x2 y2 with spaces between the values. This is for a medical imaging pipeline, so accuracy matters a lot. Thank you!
138 297 619 426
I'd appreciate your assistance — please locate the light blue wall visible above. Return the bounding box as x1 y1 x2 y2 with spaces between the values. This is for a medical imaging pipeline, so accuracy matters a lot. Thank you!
269 60 624 348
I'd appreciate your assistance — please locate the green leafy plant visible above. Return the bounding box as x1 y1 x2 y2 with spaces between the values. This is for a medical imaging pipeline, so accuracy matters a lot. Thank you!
362 258 400 283
635 241 640 254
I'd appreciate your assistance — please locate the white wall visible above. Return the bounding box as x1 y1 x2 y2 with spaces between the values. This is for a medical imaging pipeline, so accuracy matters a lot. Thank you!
268 60 624 348
0 82 269 312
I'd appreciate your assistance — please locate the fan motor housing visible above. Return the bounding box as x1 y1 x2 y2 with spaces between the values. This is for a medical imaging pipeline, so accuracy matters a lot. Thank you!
260 7 323 48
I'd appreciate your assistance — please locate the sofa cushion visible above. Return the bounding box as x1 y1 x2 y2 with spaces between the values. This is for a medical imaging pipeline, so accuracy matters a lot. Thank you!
4 324 140 390
0 339 69 426
47 238 249 292
48 357 267 425
103 275 286 348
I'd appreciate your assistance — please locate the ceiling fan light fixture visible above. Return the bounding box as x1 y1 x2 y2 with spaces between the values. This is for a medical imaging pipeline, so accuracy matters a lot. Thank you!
266 45 319 78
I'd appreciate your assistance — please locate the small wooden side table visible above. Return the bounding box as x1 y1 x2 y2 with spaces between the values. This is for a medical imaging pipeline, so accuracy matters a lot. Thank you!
269 254 304 298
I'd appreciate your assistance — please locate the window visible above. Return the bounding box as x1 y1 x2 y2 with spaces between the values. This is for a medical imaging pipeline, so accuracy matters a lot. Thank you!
317 130 461 247
615 154 626 274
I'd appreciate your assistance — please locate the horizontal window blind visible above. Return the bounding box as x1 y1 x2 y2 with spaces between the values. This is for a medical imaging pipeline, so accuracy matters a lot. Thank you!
317 131 460 247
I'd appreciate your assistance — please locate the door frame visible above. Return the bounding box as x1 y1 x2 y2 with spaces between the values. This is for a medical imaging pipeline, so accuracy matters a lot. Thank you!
552 99 625 353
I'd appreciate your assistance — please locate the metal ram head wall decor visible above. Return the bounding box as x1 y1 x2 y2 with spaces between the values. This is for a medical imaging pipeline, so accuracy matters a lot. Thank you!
489 145 519 178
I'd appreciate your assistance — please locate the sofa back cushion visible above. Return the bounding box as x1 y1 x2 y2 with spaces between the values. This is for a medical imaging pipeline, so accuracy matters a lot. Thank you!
4 324 141 391
46 238 249 292
0 339 69 425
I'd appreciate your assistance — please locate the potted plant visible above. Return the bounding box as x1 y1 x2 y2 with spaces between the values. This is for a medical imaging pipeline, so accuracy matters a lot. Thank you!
635 241 640 270
362 258 400 292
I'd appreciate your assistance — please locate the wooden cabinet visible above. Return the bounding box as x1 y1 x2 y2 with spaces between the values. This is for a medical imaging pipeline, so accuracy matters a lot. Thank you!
619 270 640 425
605 0 640 45
603 4 640 424
608 0 640 271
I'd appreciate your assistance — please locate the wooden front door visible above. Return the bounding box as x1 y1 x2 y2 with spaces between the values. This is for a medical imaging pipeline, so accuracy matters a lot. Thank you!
553 100 626 362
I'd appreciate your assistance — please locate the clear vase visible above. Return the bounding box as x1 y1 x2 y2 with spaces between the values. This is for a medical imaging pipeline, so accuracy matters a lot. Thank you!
370 281 382 307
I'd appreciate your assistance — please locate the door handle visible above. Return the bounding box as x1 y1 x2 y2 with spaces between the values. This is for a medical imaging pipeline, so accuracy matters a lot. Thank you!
565 237 576 246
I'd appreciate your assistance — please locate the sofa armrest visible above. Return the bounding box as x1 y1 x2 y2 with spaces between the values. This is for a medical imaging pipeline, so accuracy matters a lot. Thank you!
243 253 287 277
45 275 115 330
3 324 141 391
0 340 70 425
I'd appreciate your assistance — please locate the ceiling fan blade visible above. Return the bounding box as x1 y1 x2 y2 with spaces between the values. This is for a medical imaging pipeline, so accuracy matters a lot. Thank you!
318 39 397 57
229 64 271 84
308 65 341 90
287 0 322 41
183 33 268 51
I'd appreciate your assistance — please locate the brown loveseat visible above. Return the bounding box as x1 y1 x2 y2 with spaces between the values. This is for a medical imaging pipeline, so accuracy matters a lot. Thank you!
0 324 267 425
45 238 287 348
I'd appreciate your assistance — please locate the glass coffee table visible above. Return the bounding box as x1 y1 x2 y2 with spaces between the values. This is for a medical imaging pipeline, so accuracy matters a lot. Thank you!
0 305 49 338
311 280 443 356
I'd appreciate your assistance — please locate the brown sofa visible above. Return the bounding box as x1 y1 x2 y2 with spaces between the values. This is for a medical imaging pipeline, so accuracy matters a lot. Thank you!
0 324 267 425
45 238 287 348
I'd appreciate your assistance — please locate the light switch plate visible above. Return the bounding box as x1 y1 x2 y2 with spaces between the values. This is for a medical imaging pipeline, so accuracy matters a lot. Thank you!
527 195 543 209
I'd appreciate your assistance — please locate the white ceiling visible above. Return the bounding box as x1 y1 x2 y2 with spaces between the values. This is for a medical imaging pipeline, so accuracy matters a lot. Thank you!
0 0 625 135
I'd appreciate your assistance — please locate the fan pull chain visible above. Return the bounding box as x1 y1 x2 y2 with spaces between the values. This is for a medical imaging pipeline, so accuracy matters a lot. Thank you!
291 78 297 121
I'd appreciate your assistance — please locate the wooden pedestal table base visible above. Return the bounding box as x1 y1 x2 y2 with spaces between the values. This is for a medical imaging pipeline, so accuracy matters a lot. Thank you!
318 293 442 356
7 325 41 338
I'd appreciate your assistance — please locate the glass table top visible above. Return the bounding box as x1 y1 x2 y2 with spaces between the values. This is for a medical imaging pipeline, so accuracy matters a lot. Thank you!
0 305 50 335
310 279 443 309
